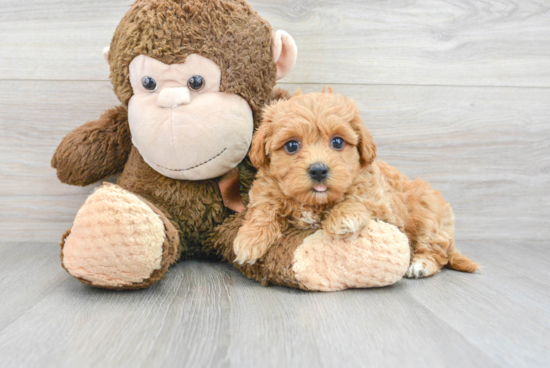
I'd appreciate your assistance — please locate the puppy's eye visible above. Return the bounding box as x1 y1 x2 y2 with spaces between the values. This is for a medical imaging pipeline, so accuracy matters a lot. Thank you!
284 140 300 154
331 137 345 150
142 76 157 91
188 75 205 91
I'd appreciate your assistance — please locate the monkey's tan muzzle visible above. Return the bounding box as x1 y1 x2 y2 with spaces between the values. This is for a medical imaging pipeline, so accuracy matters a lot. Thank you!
157 87 191 109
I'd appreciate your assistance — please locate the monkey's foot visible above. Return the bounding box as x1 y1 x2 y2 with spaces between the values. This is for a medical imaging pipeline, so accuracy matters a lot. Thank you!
292 221 410 291
61 183 180 290
212 216 410 292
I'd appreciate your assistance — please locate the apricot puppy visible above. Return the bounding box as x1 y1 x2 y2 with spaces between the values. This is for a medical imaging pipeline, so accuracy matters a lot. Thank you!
234 90 479 278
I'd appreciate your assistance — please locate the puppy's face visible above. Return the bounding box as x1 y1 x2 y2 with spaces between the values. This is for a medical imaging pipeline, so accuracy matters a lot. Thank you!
250 91 376 206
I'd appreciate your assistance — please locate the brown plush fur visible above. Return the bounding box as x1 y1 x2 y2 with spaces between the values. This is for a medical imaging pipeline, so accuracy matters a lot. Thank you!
52 106 131 186
235 91 479 277
207 211 316 288
53 0 279 184
109 0 277 116
52 0 285 288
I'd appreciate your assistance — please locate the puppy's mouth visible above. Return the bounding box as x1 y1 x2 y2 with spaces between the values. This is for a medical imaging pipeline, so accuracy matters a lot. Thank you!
312 184 328 193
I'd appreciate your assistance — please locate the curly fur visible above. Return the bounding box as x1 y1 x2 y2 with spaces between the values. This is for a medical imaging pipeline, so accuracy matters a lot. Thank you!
234 90 480 276
51 106 131 186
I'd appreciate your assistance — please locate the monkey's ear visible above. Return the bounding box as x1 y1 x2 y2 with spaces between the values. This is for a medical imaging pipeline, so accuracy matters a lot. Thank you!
102 46 110 64
271 30 297 80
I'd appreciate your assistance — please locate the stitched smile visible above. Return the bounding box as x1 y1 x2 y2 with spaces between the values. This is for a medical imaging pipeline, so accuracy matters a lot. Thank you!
151 148 227 172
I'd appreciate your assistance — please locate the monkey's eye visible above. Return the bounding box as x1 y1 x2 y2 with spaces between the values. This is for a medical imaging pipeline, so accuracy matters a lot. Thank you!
142 77 157 91
284 140 300 154
331 137 345 150
188 75 205 92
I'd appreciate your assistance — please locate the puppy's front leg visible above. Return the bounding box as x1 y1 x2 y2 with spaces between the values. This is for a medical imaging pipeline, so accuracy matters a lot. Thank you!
323 201 371 238
233 206 282 265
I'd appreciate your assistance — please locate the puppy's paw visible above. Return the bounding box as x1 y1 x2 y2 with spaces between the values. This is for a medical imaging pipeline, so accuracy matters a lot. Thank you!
405 259 440 279
324 213 369 238
233 231 270 265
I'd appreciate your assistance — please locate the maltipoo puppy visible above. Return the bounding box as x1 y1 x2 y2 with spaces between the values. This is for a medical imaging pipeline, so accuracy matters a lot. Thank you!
234 89 479 278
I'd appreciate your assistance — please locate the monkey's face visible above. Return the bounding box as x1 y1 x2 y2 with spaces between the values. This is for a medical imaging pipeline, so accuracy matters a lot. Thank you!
128 54 254 180
108 0 299 180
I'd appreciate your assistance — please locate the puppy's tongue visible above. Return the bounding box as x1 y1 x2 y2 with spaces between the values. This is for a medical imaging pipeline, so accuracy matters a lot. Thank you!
313 185 328 192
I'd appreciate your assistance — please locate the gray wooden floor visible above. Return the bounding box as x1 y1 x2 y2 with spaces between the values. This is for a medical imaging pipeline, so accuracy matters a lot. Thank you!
1 0 549 367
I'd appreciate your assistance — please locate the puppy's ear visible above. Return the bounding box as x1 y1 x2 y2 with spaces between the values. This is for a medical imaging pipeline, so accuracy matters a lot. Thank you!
350 114 377 168
249 107 274 169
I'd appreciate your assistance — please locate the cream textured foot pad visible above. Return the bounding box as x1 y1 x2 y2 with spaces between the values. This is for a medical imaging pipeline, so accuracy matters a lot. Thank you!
62 184 166 287
292 221 410 291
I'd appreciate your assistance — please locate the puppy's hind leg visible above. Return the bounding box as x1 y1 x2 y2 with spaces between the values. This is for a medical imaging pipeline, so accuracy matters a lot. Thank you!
407 236 480 278
404 182 478 278
406 236 450 279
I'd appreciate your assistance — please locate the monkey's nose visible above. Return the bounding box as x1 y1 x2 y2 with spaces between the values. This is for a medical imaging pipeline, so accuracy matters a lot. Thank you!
308 163 329 182
157 87 191 108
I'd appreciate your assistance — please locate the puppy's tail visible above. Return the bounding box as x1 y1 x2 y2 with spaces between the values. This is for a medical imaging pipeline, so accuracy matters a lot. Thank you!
447 252 481 273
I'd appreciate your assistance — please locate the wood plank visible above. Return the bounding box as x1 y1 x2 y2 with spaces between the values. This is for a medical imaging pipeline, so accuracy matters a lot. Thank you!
0 0 128 81
0 194 101 245
0 258 234 368
1 241 548 367
1 81 548 242
0 80 118 243
1 0 549 87
0 242 67 331
1 1 549 367
0 243 505 368
226 273 498 368
404 240 550 367
281 83 550 242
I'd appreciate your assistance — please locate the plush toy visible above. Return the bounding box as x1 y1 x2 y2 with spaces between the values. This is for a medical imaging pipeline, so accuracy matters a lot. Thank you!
52 0 411 292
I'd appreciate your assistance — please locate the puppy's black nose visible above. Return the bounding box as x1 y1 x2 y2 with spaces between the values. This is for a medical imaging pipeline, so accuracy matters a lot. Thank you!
308 163 329 182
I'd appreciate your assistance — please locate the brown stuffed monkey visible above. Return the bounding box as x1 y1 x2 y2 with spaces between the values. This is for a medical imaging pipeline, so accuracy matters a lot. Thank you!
53 0 410 292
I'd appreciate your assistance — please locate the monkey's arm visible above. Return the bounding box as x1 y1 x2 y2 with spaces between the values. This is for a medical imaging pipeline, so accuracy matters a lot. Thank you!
51 106 132 186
